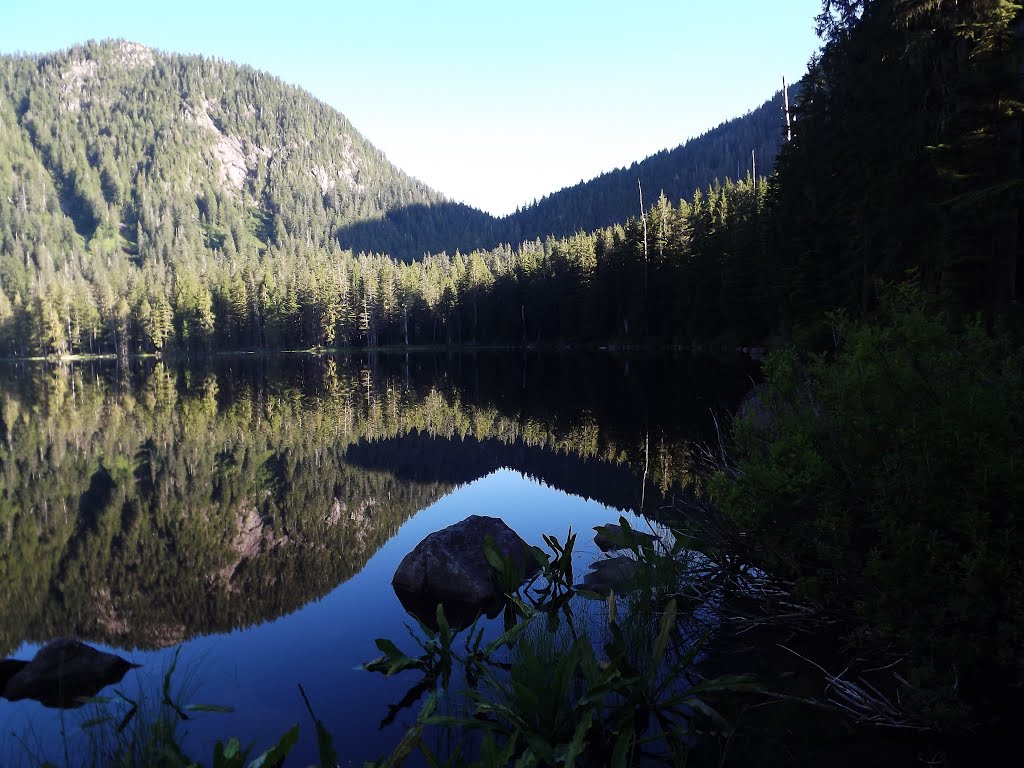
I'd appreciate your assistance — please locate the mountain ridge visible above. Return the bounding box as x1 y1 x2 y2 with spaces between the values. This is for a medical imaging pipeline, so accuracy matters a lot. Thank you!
497 85 796 242
0 39 794 263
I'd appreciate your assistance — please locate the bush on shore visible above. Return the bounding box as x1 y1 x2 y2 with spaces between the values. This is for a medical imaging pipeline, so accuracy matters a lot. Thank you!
713 285 1024 723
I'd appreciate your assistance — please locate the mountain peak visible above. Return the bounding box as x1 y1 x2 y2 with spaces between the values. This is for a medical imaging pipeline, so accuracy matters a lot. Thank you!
106 39 155 68
1 43 455 256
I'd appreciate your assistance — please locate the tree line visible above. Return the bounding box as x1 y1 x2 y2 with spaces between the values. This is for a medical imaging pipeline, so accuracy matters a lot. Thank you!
1 4 1021 356
0 176 776 356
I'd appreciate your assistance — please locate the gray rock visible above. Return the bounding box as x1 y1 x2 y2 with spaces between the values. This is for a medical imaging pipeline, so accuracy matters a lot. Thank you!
3 638 138 708
579 556 640 595
392 515 539 610
737 383 777 434
594 523 659 552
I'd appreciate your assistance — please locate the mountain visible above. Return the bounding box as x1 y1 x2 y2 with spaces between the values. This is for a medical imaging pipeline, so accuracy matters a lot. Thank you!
0 40 793 269
501 86 796 242
0 40 798 355
0 40 488 264
339 86 796 257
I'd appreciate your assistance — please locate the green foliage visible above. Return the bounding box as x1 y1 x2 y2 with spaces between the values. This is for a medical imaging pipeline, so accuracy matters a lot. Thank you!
482 535 530 598
364 603 461 689
209 727 299 768
298 685 338 768
64 646 296 768
592 518 657 557
364 530 757 767
509 531 582 623
714 289 1024 714
770 0 1024 333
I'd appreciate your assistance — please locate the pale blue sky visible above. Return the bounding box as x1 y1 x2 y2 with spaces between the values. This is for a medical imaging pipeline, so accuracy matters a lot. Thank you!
0 0 823 215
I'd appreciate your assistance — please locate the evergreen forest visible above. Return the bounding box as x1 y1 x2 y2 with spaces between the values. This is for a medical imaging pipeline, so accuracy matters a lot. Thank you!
2 13 1018 358
0 39 794 356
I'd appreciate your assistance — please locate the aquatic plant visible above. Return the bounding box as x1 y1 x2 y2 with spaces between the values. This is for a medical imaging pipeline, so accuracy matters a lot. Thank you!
363 528 756 766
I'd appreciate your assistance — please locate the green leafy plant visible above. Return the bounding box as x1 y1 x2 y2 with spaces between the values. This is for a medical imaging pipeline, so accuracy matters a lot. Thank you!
208 727 298 768
404 596 755 767
53 648 303 768
714 287 1024 722
366 527 757 767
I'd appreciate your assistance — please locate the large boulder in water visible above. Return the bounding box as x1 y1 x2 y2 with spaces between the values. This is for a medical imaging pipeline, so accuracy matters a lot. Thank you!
2 638 138 708
392 515 539 619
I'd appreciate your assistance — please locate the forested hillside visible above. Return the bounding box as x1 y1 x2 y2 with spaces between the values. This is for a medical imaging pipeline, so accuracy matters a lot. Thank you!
3 7 1018 360
0 39 469 354
345 86 796 252
0 38 456 251
0 170 776 353
503 85 794 240
0 40 798 357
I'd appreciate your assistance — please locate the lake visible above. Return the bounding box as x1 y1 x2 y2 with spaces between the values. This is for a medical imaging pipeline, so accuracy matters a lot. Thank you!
0 351 752 765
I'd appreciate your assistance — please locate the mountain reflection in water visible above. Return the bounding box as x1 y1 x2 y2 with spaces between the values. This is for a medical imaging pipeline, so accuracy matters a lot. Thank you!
0 351 750 765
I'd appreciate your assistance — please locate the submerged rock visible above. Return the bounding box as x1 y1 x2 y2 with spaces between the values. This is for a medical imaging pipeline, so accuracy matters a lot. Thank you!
392 515 539 618
395 589 505 633
2 638 138 708
594 523 659 552
580 555 640 595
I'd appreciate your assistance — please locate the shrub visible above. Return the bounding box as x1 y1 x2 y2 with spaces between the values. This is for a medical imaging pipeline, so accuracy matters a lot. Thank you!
713 286 1024 710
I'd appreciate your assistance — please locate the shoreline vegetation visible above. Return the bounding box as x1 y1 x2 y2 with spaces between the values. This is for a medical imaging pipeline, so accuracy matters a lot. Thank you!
0 341 762 365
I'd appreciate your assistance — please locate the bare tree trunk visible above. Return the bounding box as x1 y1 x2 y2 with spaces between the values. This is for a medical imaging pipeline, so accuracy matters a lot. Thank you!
638 179 648 337
783 76 792 142
640 431 649 512
638 179 648 261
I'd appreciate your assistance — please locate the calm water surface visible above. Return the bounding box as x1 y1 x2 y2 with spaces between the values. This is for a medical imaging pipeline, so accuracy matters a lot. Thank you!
0 351 750 765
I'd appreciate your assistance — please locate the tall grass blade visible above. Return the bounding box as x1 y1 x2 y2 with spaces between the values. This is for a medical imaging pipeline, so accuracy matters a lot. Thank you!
652 598 678 666
299 683 339 767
